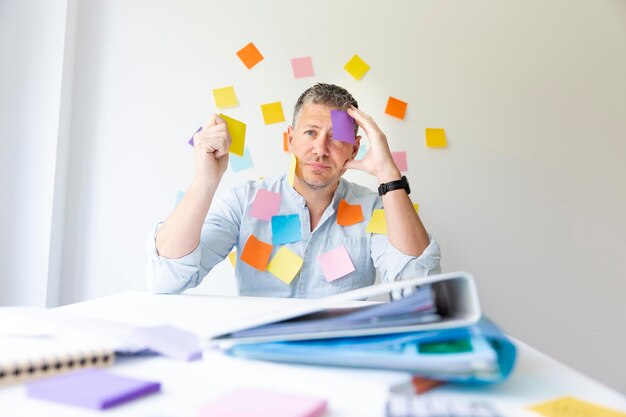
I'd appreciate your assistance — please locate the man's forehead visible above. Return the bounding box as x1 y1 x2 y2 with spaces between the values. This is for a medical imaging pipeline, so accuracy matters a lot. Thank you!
297 103 335 125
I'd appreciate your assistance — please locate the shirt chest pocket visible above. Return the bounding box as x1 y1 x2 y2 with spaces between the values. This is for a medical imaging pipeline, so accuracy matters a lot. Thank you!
318 236 369 290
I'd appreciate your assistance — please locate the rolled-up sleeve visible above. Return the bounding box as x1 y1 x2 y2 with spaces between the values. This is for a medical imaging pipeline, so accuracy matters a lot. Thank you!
145 188 243 294
371 233 441 284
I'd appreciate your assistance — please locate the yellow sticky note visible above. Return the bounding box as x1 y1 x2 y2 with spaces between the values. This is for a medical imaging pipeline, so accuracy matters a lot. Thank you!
219 113 245 156
529 397 626 417
212 86 238 109
267 247 304 285
344 54 370 80
260 102 285 125
227 250 237 268
426 128 447 148
366 204 419 235
288 153 296 187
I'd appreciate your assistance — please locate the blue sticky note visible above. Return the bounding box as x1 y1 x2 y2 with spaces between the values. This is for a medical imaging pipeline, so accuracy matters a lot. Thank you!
188 126 202 146
355 142 367 160
330 110 356 143
230 147 254 172
271 214 302 245
175 191 185 207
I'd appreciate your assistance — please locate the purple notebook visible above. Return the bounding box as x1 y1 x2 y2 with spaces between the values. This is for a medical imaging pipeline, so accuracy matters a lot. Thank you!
26 369 160 409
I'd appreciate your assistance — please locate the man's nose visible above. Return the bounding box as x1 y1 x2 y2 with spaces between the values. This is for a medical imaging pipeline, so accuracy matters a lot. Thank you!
312 132 330 157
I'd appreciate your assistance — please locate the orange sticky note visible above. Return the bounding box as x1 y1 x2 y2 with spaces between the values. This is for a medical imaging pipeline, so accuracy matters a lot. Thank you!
425 128 447 148
227 250 237 268
261 102 285 125
344 54 370 80
236 42 264 70
283 131 289 152
366 204 419 234
337 200 364 226
385 97 408 120
240 234 272 271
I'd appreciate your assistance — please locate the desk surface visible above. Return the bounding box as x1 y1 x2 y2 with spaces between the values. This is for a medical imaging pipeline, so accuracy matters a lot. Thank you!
1 291 625 417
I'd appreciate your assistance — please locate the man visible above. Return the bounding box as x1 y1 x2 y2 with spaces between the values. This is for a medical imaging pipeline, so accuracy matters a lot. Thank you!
146 83 440 297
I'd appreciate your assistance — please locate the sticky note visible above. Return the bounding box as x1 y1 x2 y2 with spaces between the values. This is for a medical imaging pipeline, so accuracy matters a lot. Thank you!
355 142 368 160
344 54 370 80
199 388 327 417
240 234 273 271
129 325 202 361
291 56 315 79
236 42 264 69
212 86 238 109
261 101 285 125
385 97 408 120
175 191 185 207
426 128 447 148
529 397 626 417
26 369 160 410
267 247 304 285
337 199 364 226
250 189 281 221
271 214 302 245
366 204 419 234
230 147 254 172
391 151 408 172
288 153 297 186
188 126 202 146
228 250 237 268
283 131 289 152
330 110 356 143
318 245 355 282
219 113 246 156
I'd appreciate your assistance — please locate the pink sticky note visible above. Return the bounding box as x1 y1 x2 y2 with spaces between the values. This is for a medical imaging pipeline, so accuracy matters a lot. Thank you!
391 151 408 172
199 388 327 417
317 244 355 282
250 189 281 221
290 56 315 79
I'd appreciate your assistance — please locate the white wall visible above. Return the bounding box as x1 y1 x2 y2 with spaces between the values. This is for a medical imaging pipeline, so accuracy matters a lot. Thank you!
3 0 625 393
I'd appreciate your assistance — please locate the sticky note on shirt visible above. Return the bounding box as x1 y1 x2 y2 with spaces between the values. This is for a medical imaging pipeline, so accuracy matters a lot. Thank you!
261 101 285 125
236 42 264 69
344 54 370 80
129 325 202 361
240 234 273 271
391 151 408 172
271 214 302 245
26 369 160 410
250 189 281 221
330 110 356 143
318 245 355 282
219 113 246 156
228 250 237 268
212 86 238 109
230 147 254 172
291 56 315 79
267 247 304 285
426 128 447 148
385 96 408 120
199 388 327 417
337 199 364 226
366 205 419 234
529 396 626 417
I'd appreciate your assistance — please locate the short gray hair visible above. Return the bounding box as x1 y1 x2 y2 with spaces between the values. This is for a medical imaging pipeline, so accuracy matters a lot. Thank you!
292 83 359 135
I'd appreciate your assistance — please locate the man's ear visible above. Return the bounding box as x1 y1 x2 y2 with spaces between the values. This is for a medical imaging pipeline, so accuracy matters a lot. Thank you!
287 126 295 152
351 135 362 159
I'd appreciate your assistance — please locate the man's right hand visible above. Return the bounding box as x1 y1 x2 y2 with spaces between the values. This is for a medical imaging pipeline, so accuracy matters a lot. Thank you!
193 114 231 186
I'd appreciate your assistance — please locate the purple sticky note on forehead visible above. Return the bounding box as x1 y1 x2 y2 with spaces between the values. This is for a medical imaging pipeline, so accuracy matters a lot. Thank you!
188 126 202 146
330 110 356 144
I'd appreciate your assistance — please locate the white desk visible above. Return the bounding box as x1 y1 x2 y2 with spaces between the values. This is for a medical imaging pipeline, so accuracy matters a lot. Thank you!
1 291 625 417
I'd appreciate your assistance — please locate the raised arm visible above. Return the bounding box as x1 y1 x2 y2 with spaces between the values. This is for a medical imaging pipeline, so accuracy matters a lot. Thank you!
344 106 430 256
155 114 231 259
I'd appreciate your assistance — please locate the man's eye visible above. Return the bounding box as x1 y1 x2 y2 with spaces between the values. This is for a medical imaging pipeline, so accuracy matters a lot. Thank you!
304 130 316 136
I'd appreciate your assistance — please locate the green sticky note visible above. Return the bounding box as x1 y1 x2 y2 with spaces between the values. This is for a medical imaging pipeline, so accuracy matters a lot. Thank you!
419 338 472 354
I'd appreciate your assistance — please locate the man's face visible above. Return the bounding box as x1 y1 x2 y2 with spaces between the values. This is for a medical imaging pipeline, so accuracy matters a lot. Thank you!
288 103 360 190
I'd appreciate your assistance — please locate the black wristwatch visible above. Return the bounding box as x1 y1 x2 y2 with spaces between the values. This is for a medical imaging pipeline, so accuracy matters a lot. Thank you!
378 175 411 196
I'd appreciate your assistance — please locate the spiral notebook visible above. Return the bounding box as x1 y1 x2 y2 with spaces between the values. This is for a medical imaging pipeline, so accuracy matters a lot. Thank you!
0 335 115 386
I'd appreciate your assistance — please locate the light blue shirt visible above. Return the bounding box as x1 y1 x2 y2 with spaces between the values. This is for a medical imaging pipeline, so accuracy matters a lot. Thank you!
146 174 441 298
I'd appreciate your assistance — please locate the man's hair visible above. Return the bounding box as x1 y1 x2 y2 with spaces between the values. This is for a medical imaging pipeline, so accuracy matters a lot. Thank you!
292 83 359 135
